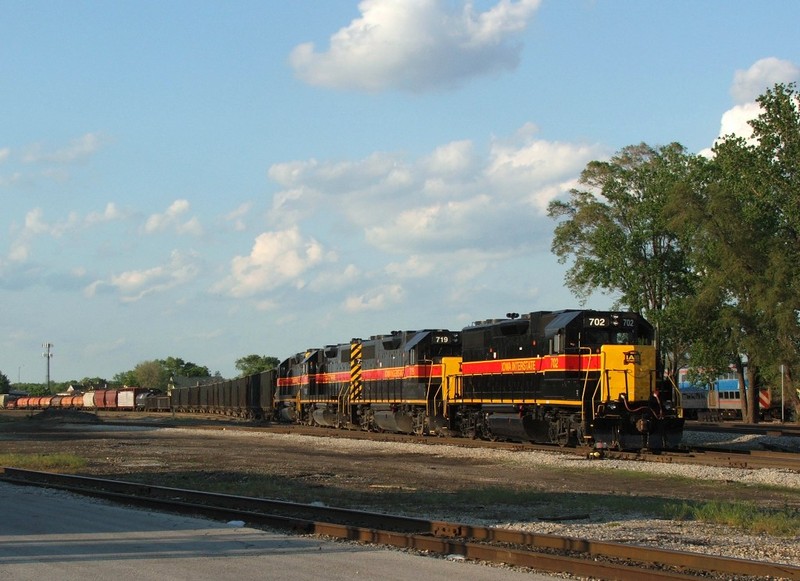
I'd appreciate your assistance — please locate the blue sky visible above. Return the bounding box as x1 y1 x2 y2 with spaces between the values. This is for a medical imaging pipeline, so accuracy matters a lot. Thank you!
2 0 799 383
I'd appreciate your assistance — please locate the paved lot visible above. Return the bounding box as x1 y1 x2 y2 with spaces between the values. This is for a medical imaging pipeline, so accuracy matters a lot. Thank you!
0 481 558 580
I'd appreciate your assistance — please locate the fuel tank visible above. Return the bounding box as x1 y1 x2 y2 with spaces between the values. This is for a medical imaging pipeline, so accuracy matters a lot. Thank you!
373 410 415 433
485 413 549 442
278 405 296 422
311 407 339 427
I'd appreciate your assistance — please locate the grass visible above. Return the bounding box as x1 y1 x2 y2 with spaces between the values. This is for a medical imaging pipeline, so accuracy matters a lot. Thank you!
0 453 87 472
663 500 800 537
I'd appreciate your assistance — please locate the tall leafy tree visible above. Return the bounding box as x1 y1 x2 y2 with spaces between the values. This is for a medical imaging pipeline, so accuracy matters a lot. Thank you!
671 83 800 422
134 360 168 389
547 142 700 379
235 354 280 377
159 357 211 379
749 83 800 418
670 157 770 421
113 357 212 390
113 369 138 386
0 371 10 394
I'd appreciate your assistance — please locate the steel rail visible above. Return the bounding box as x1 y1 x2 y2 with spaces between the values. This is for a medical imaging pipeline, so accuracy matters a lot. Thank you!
2 468 798 580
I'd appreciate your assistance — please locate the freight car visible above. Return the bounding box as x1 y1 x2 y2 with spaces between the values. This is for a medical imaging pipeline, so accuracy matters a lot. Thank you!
277 310 684 450
170 370 275 419
6 377 274 419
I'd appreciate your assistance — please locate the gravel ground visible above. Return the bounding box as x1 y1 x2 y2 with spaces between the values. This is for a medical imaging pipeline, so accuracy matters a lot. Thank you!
682 428 800 453
192 428 800 569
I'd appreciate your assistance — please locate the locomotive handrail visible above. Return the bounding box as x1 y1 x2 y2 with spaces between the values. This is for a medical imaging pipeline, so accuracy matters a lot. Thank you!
578 346 594 429
336 383 349 423
591 380 603 417
423 358 435 420
666 373 685 419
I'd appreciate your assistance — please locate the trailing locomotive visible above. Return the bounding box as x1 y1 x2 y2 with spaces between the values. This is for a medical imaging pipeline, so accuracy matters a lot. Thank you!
277 310 684 450
275 329 461 434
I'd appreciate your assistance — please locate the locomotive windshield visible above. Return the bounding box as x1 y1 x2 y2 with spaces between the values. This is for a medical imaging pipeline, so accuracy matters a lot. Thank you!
581 312 654 347
582 329 637 346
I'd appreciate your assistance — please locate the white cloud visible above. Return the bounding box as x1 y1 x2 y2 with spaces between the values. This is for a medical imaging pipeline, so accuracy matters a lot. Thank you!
385 255 434 278
22 132 105 164
365 194 493 252
1 134 107 187
216 226 327 298
265 126 598 262
716 102 762 143
289 0 541 93
487 124 604 210
84 250 199 302
144 199 203 235
224 202 253 231
85 203 124 226
0 171 22 187
731 57 800 104
702 58 800 156
308 263 361 292
387 145 594 252
204 124 598 317
343 284 405 312
8 204 128 263
422 140 475 178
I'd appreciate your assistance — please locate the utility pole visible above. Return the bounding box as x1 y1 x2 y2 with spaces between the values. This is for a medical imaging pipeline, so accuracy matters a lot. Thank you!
42 342 54 392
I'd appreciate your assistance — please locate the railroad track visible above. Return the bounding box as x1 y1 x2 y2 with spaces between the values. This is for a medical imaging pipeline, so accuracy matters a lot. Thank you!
687 421 800 438
1 467 798 580
187 421 800 472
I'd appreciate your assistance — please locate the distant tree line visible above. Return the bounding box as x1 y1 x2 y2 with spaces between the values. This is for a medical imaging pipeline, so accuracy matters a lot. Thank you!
548 82 800 422
1 353 279 395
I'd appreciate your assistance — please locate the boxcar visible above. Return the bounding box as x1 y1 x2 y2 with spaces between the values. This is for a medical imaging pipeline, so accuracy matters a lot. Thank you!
117 388 137 410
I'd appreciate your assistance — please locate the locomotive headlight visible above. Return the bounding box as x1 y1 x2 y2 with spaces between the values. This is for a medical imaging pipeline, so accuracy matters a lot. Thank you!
606 402 618 411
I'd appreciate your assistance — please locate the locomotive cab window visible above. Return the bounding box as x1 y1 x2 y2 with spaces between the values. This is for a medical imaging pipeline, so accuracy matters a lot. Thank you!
613 332 633 344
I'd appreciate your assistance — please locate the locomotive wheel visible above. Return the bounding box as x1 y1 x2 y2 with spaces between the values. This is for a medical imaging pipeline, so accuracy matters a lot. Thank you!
549 423 569 447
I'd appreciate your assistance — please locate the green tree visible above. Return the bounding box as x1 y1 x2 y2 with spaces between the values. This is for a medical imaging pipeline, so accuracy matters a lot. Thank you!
749 83 800 420
75 377 111 389
113 369 138 386
159 357 211 379
134 360 168 389
25 384 52 396
114 357 212 389
0 371 10 394
235 354 280 377
674 83 800 422
547 142 701 380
